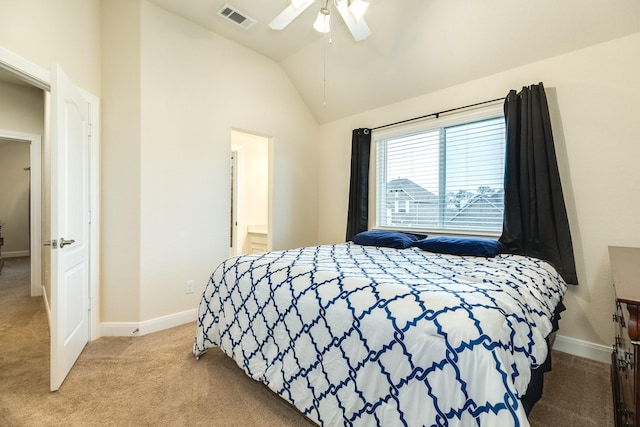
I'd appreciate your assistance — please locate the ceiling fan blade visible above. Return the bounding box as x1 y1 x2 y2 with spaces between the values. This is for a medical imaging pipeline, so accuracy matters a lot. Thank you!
269 0 316 30
335 0 371 41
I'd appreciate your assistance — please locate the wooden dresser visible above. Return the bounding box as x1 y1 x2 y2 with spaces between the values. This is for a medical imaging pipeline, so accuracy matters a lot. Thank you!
612 297 640 426
611 246 640 427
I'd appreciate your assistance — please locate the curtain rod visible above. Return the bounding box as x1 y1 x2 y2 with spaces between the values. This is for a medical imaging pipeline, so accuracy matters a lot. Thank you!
370 96 505 131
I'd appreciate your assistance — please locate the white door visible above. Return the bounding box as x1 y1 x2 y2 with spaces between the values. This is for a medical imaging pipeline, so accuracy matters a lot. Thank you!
50 65 91 391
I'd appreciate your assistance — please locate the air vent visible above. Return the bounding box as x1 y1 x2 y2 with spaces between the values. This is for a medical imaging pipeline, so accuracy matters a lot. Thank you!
217 4 257 30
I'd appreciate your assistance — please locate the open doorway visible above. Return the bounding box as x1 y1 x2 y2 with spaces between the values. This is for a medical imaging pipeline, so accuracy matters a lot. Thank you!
0 133 42 296
230 130 270 256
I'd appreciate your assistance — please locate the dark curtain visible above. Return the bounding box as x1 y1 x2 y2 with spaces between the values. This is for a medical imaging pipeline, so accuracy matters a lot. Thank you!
346 128 372 241
499 83 578 284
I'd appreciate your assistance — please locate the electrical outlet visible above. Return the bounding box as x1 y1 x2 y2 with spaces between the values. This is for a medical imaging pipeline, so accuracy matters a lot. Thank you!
185 280 195 294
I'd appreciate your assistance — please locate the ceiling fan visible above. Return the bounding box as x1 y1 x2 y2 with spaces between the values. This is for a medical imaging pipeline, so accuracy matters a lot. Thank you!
269 0 371 42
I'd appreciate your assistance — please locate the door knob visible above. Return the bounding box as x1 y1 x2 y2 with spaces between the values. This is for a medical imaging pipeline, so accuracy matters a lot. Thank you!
59 238 76 248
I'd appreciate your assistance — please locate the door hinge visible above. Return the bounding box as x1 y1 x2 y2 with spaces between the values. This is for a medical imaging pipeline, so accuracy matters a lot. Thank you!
88 210 92 224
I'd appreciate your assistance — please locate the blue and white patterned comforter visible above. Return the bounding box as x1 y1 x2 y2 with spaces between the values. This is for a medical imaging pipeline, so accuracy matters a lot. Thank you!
193 243 566 427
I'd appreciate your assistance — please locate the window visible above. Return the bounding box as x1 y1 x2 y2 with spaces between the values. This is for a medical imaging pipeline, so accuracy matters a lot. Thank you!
373 106 505 235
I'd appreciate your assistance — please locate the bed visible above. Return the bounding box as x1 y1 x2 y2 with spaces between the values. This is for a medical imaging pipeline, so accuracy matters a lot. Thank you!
193 241 566 427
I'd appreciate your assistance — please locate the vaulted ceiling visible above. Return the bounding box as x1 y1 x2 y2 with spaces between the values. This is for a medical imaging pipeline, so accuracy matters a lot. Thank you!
148 0 640 124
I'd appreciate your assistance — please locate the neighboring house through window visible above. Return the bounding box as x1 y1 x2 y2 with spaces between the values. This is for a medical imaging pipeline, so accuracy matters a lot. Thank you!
373 105 505 235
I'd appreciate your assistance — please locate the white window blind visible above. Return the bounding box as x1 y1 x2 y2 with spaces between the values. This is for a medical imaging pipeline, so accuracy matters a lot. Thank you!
374 108 505 235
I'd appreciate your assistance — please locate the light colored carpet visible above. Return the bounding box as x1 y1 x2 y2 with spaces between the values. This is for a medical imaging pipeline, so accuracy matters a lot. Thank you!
0 256 614 426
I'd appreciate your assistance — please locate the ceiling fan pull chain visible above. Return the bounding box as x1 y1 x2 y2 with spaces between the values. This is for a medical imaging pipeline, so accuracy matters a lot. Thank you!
323 32 328 107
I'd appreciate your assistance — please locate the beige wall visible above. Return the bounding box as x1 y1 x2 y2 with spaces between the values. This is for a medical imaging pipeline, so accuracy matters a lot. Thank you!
318 33 640 349
0 0 101 95
98 0 319 322
6 0 629 350
100 0 143 324
0 0 100 311
1 0 318 326
0 81 45 133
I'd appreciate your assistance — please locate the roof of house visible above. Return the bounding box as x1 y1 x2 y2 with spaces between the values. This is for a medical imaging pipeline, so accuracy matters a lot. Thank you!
386 178 437 203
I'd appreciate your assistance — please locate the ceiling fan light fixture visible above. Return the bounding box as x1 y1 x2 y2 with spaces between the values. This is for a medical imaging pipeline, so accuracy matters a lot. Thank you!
348 0 369 21
313 8 331 33
269 0 370 41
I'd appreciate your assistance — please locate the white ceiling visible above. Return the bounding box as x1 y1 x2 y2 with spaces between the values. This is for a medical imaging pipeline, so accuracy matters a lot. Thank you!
118 1 640 123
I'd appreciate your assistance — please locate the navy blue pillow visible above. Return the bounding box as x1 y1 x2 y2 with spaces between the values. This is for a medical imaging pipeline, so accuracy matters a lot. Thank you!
412 236 505 257
351 230 422 249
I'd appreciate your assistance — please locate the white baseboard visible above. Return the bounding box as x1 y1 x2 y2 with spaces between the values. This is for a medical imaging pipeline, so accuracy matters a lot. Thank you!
552 334 611 364
97 311 611 365
100 308 198 337
3 250 30 258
